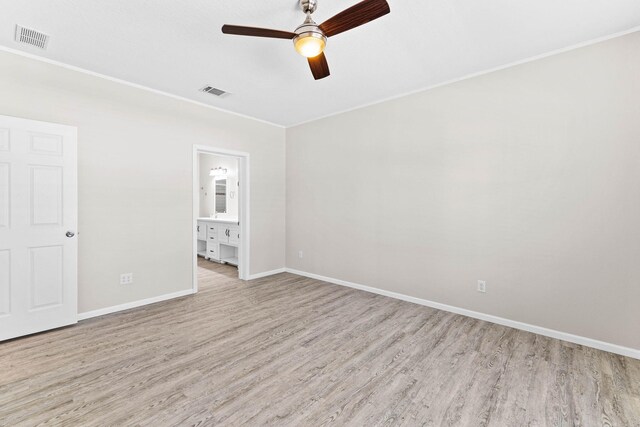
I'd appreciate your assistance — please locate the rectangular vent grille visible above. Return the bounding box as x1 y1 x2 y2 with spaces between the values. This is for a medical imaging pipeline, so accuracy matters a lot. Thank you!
200 86 228 97
15 25 49 49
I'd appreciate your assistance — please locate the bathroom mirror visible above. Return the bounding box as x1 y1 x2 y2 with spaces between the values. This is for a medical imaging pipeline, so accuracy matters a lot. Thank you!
214 178 227 214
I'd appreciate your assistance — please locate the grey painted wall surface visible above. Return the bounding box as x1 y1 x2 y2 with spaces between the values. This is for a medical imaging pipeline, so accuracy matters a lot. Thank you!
0 51 286 313
286 32 640 349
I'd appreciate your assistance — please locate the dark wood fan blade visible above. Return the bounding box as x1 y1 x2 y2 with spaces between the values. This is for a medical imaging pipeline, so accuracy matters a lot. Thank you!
308 52 330 80
319 0 390 38
221 25 296 39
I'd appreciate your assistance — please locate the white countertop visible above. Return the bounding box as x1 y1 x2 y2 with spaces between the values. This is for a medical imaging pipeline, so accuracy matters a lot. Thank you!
198 217 239 224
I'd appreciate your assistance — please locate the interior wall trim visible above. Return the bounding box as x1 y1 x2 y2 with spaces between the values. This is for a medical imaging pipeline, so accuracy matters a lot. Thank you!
0 45 283 129
1 27 639 129
78 264 286 320
285 268 640 360
247 268 287 280
192 145 251 286
77 289 195 321
286 26 640 128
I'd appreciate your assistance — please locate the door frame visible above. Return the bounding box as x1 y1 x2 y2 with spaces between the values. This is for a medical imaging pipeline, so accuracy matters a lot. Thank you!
192 145 250 290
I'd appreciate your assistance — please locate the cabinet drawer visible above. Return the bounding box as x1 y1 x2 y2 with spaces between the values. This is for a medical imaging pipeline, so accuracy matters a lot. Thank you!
206 241 219 260
207 224 218 241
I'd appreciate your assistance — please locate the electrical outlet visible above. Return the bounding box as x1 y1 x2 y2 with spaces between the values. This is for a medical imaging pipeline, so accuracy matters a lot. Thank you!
298 250 304 259
120 273 133 285
477 280 486 293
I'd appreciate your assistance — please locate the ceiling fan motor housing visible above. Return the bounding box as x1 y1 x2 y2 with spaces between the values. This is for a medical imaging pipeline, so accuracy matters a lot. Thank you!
300 0 318 14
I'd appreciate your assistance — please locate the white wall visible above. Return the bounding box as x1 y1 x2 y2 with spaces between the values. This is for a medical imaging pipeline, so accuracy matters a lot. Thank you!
198 154 238 219
0 50 285 314
286 32 640 350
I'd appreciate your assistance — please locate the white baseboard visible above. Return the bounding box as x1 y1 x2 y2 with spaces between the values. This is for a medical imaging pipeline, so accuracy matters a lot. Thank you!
285 268 640 360
78 289 195 321
247 268 286 280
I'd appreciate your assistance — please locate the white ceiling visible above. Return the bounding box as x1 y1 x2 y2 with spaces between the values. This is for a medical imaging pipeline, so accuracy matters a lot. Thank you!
1 0 639 126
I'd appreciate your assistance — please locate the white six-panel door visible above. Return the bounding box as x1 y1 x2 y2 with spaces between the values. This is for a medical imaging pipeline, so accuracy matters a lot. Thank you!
0 115 77 341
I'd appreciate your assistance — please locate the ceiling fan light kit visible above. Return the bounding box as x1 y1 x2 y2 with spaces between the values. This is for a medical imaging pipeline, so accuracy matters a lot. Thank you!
293 15 327 58
221 0 390 80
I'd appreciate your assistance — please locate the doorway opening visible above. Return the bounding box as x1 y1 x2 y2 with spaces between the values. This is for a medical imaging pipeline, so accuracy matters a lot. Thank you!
192 145 250 292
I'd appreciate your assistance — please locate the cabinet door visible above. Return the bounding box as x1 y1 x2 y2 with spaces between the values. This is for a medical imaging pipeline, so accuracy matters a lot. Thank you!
218 226 229 243
197 221 207 240
228 226 240 245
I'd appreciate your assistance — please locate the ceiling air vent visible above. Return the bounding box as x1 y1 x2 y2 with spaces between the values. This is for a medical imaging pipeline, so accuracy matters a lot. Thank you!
15 25 49 49
200 86 228 97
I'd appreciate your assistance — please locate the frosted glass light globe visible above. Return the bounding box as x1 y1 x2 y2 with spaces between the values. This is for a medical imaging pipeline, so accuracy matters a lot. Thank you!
294 33 326 58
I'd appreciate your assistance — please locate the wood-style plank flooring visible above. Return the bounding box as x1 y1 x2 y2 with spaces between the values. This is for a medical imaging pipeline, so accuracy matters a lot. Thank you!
1 259 639 426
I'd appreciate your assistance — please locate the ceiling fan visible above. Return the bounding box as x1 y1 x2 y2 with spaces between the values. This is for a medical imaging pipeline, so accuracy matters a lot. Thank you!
221 0 391 80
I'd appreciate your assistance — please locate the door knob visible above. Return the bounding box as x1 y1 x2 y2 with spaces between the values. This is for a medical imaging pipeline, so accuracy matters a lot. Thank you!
66 231 75 238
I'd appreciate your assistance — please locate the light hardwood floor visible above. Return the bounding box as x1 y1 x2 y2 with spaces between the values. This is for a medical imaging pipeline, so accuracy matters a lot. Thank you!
1 259 639 426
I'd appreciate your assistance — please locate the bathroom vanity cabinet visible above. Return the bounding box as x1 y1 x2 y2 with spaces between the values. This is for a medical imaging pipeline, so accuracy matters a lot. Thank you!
197 218 240 265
